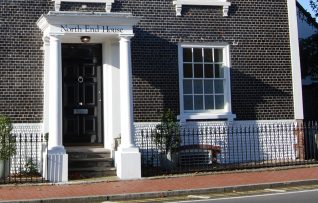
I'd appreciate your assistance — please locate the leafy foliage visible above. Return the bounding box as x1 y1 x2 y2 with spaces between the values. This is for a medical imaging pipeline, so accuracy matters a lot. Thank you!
310 0 318 17
0 115 16 160
154 109 180 154
21 158 40 176
299 33 318 79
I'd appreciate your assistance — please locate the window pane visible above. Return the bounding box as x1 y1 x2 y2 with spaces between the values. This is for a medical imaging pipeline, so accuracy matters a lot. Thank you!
194 64 203 78
183 64 193 78
183 80 192 94
214 49 223 62
183 48 192 62
215 80 224 94
204 80 214 94
194 80 203 94
184 95 193 110
194 95 203 110
205 95 214 109
215 64 224 78
204 48 213 62
215 95 225 109
204 64 213 78
193 48 203 62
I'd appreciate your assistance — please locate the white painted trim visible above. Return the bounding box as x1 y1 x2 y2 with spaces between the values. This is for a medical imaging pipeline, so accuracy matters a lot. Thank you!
173 0 231 16
103 42 112 150
52 0 115 12
37 12 141 33
287 0 304 120
12 123 43 134
134 120 297 129
178 43 235 122
103 41 121 151
42 37 50 134
178 112 236 121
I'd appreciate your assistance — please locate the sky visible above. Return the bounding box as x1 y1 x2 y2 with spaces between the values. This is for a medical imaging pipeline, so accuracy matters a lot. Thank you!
298 0 317 19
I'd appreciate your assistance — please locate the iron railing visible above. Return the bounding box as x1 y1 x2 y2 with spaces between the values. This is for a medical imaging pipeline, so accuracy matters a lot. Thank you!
137 121 318 176
0 133 48 184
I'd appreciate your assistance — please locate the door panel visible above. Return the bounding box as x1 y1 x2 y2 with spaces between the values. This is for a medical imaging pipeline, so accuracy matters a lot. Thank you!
62 44 103 146
84 84 96 105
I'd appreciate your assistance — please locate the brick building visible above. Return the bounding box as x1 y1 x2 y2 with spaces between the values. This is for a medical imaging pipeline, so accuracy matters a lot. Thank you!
0 0 303 181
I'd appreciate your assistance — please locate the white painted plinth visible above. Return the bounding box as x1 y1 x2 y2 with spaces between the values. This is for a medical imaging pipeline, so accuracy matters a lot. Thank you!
115 147 141 179
47 149 68 182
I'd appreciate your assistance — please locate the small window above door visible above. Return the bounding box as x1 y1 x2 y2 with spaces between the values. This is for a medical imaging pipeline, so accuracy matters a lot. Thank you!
173 0 231 17
52 0 115 12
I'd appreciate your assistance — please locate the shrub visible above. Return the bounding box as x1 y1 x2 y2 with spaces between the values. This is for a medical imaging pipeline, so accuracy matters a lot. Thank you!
154 109 180 154
0 115 16 160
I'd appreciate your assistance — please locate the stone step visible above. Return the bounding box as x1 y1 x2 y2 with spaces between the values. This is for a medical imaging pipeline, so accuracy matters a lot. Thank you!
66 147 116 179
66 147 111 159
66 147 110 153
68 152 111 159
69 166 116 172
69 170 117 179
69 158 114 168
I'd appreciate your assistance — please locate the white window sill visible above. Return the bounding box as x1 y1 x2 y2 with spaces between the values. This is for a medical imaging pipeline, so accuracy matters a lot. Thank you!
173 0 231 17
178 112 236 122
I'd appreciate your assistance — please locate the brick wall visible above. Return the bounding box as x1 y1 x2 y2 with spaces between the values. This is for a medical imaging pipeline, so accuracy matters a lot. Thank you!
0 0 53 123
0 0 294 123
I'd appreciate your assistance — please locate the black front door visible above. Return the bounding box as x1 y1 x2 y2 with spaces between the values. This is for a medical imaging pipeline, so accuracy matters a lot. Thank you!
62 44 103 146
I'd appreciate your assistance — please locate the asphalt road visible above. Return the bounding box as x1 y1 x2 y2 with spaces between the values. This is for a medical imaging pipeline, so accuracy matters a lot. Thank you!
178 189 318 203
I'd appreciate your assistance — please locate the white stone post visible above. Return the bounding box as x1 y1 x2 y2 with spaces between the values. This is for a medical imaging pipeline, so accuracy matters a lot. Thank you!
115 34 141 180
47 35 68 183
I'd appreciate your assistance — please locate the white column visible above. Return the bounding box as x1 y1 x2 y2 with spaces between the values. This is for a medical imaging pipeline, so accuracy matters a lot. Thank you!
287 0 304 120
48 35 64 152
119 35 135 149
47 35 68 183
115 34 141 180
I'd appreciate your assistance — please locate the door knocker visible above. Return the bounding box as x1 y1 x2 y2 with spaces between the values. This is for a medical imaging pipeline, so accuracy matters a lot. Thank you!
78 76 84 83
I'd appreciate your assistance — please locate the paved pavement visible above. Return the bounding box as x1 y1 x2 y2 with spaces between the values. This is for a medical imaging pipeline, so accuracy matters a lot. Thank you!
0 166 318 202
178 189 318 203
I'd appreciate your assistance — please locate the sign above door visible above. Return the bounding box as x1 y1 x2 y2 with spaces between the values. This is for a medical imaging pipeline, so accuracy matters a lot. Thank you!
60 25 125 34
37 11 141 38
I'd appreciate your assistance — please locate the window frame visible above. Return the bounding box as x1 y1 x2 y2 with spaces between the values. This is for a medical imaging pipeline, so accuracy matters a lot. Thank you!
178 43 236 122
173 0 231 17
52 0 114 12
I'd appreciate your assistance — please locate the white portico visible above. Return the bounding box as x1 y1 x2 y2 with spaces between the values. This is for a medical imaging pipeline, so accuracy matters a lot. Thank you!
37 11 141 182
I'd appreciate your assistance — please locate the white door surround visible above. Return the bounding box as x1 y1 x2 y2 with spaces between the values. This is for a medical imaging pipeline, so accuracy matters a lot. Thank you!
37 11 142 181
